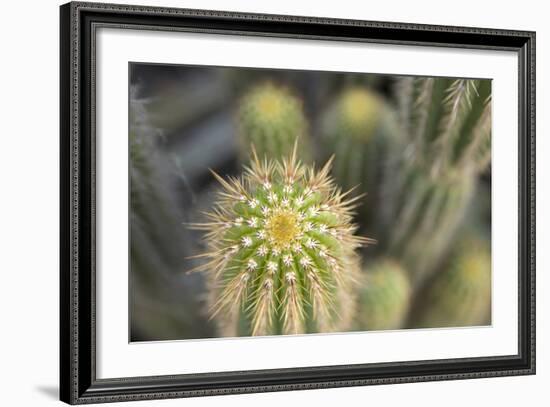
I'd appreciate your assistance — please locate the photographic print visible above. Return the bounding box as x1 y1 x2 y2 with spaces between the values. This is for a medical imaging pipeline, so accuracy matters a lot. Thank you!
61 4 535 403
129 63 492 342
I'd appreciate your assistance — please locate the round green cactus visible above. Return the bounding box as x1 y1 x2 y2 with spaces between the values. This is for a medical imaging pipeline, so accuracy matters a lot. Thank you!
191 147 371 336
321 87 401 225
237 82 310 162
355 259 412 331
328 87 383 140
410 235 491 328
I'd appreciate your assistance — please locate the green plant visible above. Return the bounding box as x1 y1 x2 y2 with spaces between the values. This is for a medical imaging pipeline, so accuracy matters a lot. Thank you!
397 78 491 173
321 87 401 225
384 78 491 284
191 146 372 336
237 82 310 162
129 90 215 340
355 259 412 331
409 234 491 328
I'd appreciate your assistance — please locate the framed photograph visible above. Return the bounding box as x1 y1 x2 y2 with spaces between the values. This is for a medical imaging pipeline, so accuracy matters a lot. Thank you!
60 1 536 404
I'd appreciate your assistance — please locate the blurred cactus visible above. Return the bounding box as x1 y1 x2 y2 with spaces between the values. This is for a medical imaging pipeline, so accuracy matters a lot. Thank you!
191 146 371 336
355 260 412 331
384 78 491 284
385 167 476 283
409 234 491 328
129 87 215 340
321 87 401 225
397 78 491 173
237 82 311 161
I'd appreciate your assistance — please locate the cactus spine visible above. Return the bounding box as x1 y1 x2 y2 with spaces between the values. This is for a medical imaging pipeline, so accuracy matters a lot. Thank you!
191 146 371 336
321 87 401 225
355 260 412 331
409 235 491 328
385 78 492 284
238 82 310 161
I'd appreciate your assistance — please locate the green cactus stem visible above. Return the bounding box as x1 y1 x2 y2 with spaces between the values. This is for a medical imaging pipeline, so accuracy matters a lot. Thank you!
237 82 310 162
384 77 491 284
321 87 401 225
385 166 476 283
129 90 215 340
355 259 412 331
190 146 372 336
409 235 491 328
397 77 491 174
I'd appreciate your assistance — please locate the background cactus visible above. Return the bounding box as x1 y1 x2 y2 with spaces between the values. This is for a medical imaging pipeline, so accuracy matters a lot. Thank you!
409 234 491 328
191 147 371 336
355 259 412 331
321 87 401 226
397 78 491 173
382 77 492 285
237 82 311 162
129 88 215 340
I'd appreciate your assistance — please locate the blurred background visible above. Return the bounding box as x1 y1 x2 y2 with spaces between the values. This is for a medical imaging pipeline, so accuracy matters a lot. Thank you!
129 63 491 342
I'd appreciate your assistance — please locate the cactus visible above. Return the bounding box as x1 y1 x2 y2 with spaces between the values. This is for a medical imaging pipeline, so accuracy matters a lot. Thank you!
191 146 372 336
385 166 476 284
237 82 310 162
384 77 492 284
321 87 401 225
129 87 216 340
355 260 412 331
397 77 491 173
409 235 491 328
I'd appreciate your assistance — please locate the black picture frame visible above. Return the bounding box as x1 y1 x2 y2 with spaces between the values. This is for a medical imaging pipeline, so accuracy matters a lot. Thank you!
60 1 536 404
